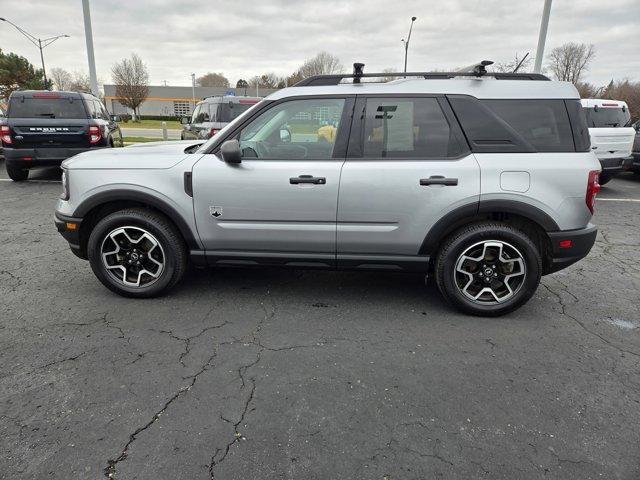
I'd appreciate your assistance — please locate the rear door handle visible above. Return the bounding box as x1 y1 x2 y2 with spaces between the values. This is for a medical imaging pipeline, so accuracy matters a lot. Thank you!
420 176 458 186
290 175 326 185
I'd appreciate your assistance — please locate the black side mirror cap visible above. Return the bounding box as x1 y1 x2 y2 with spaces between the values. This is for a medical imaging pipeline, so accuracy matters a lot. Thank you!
220 139 242 164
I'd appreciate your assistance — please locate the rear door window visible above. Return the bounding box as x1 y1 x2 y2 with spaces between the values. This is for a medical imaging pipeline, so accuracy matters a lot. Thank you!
583 106 631 128
361 97 464 158
482 99 574 152
9 96 87 119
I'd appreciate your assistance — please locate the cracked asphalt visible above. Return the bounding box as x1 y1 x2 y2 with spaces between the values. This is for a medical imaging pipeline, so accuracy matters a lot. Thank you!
1 162 639 480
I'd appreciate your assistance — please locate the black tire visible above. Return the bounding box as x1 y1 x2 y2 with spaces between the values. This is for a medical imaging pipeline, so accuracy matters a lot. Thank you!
434 222 542 317
598 174 612 185
6 163 28 181
87 208 187 298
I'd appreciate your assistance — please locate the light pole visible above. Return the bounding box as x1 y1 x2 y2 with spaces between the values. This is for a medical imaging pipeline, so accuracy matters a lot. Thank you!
81 0 99 96
401 16 417 75
0 17 69 87
191 73 196 111
534 0 552 73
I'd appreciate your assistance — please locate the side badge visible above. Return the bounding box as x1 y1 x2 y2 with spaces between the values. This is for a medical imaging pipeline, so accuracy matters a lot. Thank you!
210 206 223 218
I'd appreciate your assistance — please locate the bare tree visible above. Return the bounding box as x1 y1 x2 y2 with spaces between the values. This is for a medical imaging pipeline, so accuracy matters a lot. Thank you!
298 52 343 78
249 73 281 89
50 67 72 90
575 81 603 99
547 42 595 84
111 54 149 120
196 72 230 88
378 68 399 82
494 53 533 73
69 71 91 92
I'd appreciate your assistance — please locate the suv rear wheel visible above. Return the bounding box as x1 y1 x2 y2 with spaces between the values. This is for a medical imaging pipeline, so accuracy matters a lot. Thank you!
435 222 542 316
6 163 29 181
87 208 187 298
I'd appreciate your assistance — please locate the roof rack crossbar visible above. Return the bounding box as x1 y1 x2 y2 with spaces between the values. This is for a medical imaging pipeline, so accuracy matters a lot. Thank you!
293 62 550 87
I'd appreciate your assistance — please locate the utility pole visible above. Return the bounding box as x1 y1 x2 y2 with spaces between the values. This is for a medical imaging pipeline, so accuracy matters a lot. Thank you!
82 0 99 96
534 0 552 73
401 16 417 75
191 73 196 110
0 17 68 88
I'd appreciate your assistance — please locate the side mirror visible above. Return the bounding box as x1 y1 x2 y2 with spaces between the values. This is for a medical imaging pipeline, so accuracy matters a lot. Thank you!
279 127 291 143
181 117 191 125
220 139 242 164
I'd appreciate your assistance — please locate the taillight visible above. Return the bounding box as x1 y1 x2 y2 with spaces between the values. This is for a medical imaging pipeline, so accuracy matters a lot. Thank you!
1 125 12 145
88 125 101 144
586 170 600 214
209 128 220 137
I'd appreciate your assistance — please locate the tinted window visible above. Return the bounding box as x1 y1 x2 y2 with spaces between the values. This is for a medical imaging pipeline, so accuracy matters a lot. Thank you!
482 99 574 152
219 101 259 122
565 100 590 152
362 97 463 158
9 97 87 119
238 98 345 160
583 106 631 128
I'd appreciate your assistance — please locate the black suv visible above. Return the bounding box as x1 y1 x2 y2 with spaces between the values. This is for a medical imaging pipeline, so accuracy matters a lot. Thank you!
1 90 122 181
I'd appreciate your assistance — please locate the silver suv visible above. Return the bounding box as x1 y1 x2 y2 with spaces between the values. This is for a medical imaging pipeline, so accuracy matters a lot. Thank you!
54 63 601 316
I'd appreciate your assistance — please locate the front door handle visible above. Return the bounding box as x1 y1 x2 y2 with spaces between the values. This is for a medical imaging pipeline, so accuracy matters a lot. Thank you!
420 176 458 186
290 175 326 185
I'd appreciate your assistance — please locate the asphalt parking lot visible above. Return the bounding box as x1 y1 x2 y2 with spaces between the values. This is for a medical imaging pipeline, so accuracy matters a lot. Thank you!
1 162 639 480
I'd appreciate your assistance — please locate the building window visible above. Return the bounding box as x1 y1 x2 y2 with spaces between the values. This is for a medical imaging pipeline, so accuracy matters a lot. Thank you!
173 101 191 116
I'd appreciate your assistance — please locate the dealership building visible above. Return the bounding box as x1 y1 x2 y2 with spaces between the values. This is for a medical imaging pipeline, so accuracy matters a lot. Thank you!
103 84 278 117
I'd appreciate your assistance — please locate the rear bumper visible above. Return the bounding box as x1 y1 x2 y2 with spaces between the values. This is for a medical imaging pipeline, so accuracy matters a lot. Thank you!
599 156 634 175
632 152 640 171
546 224 597 274
54 212 86 259
4 147 95 167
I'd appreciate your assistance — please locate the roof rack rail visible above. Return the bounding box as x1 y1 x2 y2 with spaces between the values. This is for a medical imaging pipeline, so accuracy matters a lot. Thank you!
293 62 550 86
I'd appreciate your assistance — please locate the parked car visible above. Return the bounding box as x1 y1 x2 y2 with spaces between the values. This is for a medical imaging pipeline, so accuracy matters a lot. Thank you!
1 90 123 181
632 121 640 175
0 105 5 159
181 95 261 140
581 98 635 184
54 63 600 316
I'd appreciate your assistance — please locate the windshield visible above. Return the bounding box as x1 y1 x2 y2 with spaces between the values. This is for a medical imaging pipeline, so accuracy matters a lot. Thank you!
196 100 266 153
218 100 260 122
9 97 87 119
584 106 632 128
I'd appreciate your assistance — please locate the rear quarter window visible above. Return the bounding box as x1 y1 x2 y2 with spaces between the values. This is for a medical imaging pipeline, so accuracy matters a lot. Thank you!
482 99 574 152
219 101 259 123
9 97 87 119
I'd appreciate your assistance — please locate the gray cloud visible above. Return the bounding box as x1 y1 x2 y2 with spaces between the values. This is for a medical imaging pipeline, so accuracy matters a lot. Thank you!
0 0 638 88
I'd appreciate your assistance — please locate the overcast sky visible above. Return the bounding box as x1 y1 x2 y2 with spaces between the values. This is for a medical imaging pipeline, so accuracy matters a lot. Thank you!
1 0 638 88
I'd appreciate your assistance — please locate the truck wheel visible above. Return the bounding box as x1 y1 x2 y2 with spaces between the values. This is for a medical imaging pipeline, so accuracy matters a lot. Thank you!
6 163 29 181
434 222 542 317
598 174 612 185
87 208 187 298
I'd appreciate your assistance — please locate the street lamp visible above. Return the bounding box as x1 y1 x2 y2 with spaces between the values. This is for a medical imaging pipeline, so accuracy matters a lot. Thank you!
401 16 417 75
191 73 196 111
0 17 69 87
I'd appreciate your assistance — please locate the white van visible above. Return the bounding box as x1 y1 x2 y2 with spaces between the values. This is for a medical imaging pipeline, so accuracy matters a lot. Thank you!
581 98 634 184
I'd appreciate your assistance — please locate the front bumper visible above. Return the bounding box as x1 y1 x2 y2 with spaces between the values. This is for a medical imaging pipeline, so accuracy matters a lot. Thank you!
54 212 86 259
5 147 94 168
599 156 634 175
546 224 597 274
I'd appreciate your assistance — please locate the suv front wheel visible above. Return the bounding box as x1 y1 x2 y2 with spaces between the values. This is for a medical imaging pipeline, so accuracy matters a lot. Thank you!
87 208 187 298
435 222 542 316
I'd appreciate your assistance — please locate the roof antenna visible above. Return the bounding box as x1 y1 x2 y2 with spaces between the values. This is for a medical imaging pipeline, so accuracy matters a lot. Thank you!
512 52 530 73
353 63 365 83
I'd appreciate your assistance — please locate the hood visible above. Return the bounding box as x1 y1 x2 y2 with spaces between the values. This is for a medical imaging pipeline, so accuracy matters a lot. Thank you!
62 141 205 170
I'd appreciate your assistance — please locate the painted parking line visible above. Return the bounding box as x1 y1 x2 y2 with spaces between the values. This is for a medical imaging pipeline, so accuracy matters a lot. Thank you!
0 179 60 183
597 198 640 203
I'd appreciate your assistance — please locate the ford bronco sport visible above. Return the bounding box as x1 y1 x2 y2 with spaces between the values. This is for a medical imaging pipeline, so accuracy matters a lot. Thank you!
54 62 600 316
1 90 122 181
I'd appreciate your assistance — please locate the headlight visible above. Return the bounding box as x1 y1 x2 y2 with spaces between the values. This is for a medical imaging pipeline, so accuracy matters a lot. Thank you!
60 170 69 200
